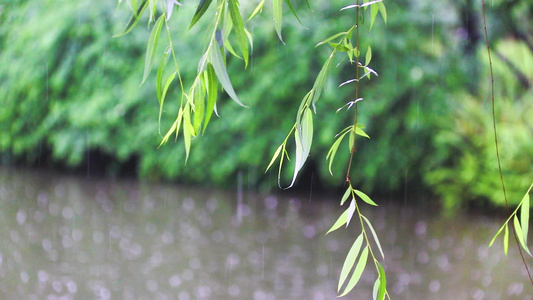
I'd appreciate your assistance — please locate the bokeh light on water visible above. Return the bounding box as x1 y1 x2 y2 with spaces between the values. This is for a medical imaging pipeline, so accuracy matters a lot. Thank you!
0 167 531 299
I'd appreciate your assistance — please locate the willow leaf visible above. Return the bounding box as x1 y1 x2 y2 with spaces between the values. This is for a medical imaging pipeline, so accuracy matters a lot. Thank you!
354 189 377 206
272 0 284 43
289 108 313 188
370 1 379 29
284 0 303 24
190 0 213 29
326 129 350 175
339 246 369 297
142 14 164 85
228 0 249 67
209 46 246 107
346 199 356 227
159 71 176 131
338 233 364 292
247 0 265 22
311 52 335 112
378 2 387 23
489 222 507 248
514 215 532 256
183 104 194 163
316 31 348 47
266 144 284 172
356 126 370 138
114 0 149 37
193 81 205 135
362 215 384 259
377 262 387 300
503 224 509 256
340 186 351 206
159 107 183 148
203 64 218 133
365 46 372 66
326 208 349 235
521 192 530 245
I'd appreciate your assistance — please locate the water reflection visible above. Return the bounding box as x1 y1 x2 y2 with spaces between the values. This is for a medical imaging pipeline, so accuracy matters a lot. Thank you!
0 167 531 299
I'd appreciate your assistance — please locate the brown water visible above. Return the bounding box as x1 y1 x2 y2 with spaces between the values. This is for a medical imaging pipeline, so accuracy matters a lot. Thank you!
0 167 531 299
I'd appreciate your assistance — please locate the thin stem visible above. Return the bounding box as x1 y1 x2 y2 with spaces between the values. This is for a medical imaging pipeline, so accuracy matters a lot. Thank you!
481 0 533 285
345 0 360 181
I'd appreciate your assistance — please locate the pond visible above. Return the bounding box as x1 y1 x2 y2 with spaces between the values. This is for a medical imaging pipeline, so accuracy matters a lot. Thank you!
0 167 531 299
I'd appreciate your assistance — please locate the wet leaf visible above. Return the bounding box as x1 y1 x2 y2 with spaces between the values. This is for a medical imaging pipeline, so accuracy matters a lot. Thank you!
339 246 369 297
142 14 164 85
346 199 356 227
356 126 370 139
266 144 283 172
365 46 372 66
159 71 176 132
311 52 335 112
183 103 194 163
316 31 348 47
193 81 205 135
340 186 351 206
326 128 350 175
377 262 387 300
190 0 213 29
159 107 183 148
326 208 348 235
338 233 364 291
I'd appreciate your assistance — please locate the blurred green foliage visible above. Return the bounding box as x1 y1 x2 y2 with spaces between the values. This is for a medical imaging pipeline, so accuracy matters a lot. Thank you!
0 0 531 209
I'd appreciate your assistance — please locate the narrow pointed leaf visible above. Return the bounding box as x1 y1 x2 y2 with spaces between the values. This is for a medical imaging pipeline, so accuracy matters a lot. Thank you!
284 0 303 24
247 0 265 22
316 31 348 47
520 192 530 244
326 129 350 175
311 52 335 112
326 208 349 235
489 222 507 248
266 144 283 172
141 14 164 85
370 1 379 29
503 224 509 256
355 126 370 138
272 0 284 43
373 278 380 300
189 0 213 29
159 107 183 148
340 186 351 206
378 2 387 23
346 199 356 227
203 64 218 133
338 233 364 291
365 46 372 66
228 0 249 67
114 0 149 37
362 215 384 259
193 82 205 135
354 189 377 206
339 246 369 297
377 262 387 300
158 72 176 131
209 46 246 107
183 104 194 163
289 108 313 188
514 215 532 256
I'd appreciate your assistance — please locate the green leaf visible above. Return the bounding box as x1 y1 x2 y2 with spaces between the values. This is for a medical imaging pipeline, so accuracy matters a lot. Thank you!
338 233 364 292
284 0 303 24
141 14 164 85
159 107 183 148
247 0 265 22
370 1 379 29
183 103 194 163
377 262 387 300
521 192 530 245
316 31 348 47
356 126 370 138
156 46 170 103
228 0 249 67
503 224 509 256
339 246 369 297
272 0 284 43
346 199 356 227
311 52 336 112
209 46 246 107
514 215 532 256
326 208 348 235
354 189 378 206
266 144 283 172
190 0 213 29
326 128 351 175
373 278 380 300
193 82 205 135
489 222 506 248
378 2 387 23
114 0 149 37
203 64 218 133
340 186 351 206
362 215 384 259
158 71 176 132
365 46 372 66
289 108 313 187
